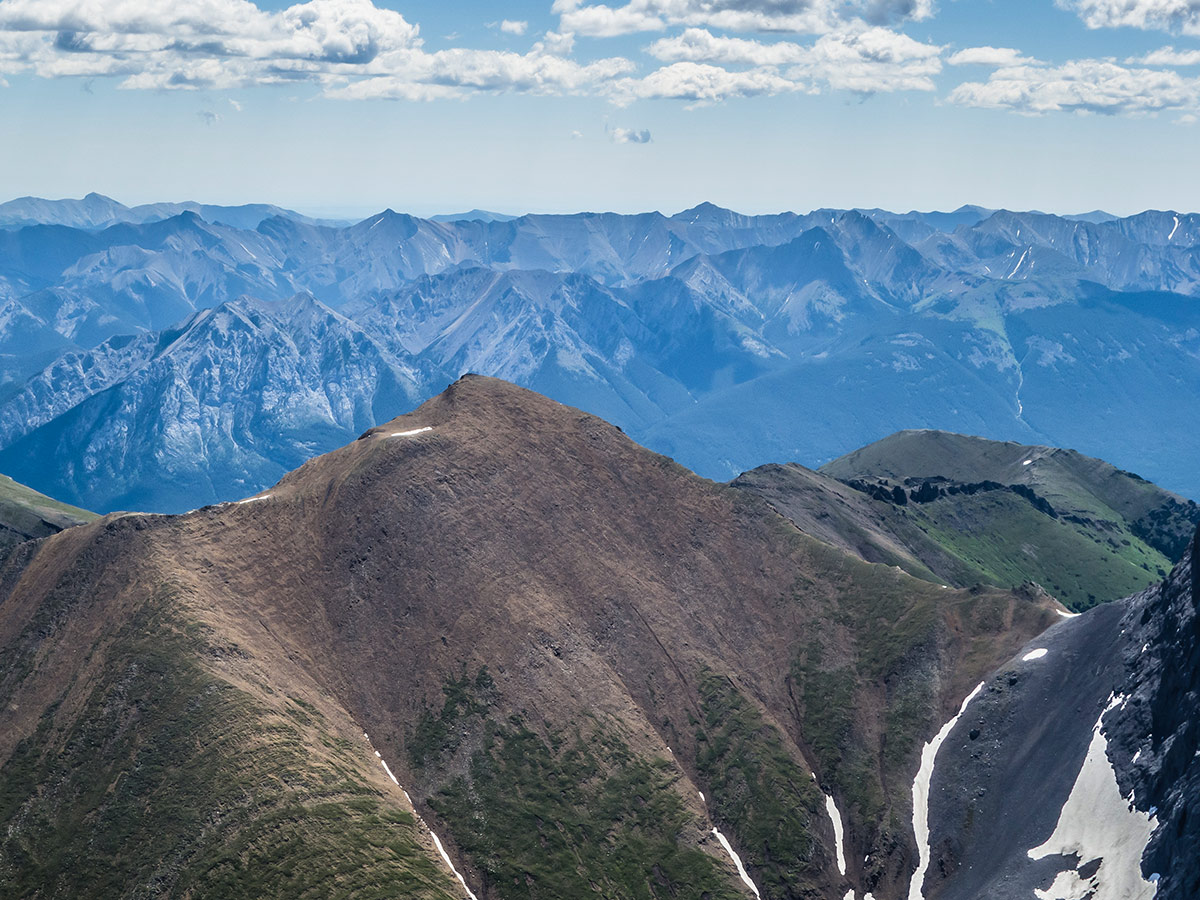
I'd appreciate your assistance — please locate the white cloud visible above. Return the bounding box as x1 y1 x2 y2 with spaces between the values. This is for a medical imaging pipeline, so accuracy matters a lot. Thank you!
0 0 423 87
949 58 1200 115
0 0 634 99
800 25 941 91
570 128 584 137
645 25 942 94
538 30 576 55
611 60 804 104
552 0 933 38
1057 0 1200 35
330 48 635 99
647 28 811 65
1130 44 1200 65
611 125 652 142
499 19 528 35
948 46 1039 67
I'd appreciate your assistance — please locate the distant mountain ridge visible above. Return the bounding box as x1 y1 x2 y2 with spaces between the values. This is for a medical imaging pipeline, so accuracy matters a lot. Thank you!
0 192 346 231
0 198 1197 511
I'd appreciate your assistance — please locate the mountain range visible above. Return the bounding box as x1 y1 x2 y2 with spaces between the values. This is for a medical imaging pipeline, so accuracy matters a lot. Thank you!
0 197 1196 513
0 377 1194 900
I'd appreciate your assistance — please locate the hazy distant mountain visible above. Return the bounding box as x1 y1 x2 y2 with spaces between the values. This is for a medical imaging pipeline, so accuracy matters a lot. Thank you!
0 200 1197 511
0 295 421 511
0 192 337 231
429 209 519 223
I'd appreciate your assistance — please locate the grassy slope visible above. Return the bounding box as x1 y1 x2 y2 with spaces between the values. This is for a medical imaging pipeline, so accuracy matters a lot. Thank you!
405 669 750 900
0 472 97 558
0 587 462 900
797 430 1200 610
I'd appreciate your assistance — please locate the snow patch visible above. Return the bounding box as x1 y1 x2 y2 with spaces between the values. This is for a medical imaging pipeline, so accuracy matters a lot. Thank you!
380 758 400 786
1023 459 1033 466
1023 648 1049 661
712 827 761 898
1008 247 1030 278
431 829 480 900
825 794 849 876
907 682 986 900
1169 215 1180 242
236 493 271 504
368 738 478 900
1027 694 1157 900
391 426 433 437
1056 609 1081 619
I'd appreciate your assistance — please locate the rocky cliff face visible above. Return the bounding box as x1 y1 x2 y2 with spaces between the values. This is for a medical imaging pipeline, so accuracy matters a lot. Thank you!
916 525 1198 900
0 294 422 511
1106 528 1199 900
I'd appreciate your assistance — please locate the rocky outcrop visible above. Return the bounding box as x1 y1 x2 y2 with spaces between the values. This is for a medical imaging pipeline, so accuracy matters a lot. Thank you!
918 525 1199 900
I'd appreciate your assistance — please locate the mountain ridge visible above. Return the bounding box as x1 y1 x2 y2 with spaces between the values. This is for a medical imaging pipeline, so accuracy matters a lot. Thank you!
0 375 1065 900
1 201 1197 510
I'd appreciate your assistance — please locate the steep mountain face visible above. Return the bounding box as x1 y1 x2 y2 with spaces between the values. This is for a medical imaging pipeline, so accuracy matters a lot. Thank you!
737 431 1200 610
913 526 1198 900
0 377 1063 900
2 201 1200 511
0 295 422 511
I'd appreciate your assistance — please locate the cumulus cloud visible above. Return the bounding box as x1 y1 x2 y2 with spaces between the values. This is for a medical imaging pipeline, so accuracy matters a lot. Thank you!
948 46 1039 67
612 60 803 103
1057 0 1200 35
949 58 1200 115
0 0 633 99
610 125 652 142
1130 44 1200 65
331 48 635 99
644 25 941 94
0 0 420 87
552 0 933 37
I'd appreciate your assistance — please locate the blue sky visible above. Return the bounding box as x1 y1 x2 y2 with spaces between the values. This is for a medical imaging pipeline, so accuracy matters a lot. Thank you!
1 0 1199 217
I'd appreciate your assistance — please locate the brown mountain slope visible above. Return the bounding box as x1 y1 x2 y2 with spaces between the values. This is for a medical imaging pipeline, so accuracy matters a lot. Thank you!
0 376 1059 900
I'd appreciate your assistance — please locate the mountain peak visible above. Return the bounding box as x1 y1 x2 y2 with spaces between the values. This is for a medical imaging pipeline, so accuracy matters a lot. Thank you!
672 201 739 223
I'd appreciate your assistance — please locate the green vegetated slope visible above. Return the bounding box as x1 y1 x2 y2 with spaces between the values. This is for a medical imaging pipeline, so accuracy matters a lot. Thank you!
0 378 1062 900
737 430 1200 611
0 527 463 900
0 472 96 562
